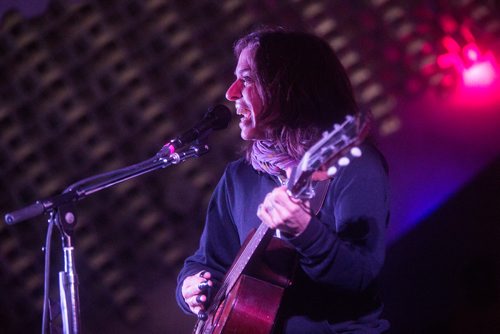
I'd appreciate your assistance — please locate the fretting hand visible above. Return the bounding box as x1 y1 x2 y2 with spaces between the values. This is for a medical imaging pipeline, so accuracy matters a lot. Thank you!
257 186 312 237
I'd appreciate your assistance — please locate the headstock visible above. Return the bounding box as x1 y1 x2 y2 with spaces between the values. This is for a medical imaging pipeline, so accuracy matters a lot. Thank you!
287 112 370 200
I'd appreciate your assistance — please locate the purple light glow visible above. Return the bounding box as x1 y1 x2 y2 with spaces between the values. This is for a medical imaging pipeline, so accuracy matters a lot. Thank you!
379 92 500 243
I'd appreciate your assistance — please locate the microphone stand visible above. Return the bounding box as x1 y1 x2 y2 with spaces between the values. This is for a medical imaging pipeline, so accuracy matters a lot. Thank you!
55 203 79 334
4 143 210 334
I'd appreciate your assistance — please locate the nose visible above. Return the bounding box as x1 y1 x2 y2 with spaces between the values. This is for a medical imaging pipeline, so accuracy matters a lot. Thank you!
225 80 241 101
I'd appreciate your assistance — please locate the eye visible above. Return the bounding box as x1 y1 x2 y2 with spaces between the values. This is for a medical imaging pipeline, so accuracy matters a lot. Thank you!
241 76 253 86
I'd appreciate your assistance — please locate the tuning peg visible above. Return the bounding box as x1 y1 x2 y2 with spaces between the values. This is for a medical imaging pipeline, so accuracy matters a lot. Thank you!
350 147 362 157
338 157 350 166
327 166 338 177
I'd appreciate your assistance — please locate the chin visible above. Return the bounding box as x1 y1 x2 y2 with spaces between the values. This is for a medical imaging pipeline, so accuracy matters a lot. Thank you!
240 124 265 140
240 133 253 141
240 128 254 140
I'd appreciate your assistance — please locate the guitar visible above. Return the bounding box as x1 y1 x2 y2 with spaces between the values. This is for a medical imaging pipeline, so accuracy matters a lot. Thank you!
193 113 370 334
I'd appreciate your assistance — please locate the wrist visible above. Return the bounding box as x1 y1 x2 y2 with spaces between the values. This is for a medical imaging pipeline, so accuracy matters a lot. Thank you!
294 215 311 237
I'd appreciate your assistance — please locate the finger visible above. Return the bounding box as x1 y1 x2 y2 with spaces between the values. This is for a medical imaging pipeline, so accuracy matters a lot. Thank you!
265 203 286 224
262 204 286 229
191 305 203 315
182 277 201 299
187 294 206 309
199 270 212 280
273 189 310 214
271 188 297 209
189 279 213 298
266 190 293 219
263 191 284 213
198 280 211 291
182 276 212 299
259 191 293 228
264 187 291 209
196 294 207 304
257 203 276 228
197 311 208 320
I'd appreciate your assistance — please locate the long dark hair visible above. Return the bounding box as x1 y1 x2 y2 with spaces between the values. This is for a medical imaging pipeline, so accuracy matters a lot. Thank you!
234 28 358 174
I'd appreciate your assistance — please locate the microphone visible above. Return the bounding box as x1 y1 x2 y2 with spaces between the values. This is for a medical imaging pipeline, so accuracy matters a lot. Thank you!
156 105 232 157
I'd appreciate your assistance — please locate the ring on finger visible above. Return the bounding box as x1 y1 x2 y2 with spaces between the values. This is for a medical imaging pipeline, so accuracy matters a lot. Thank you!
198 281 209 291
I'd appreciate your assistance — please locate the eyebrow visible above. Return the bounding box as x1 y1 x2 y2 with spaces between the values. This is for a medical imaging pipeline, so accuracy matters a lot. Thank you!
235 67 251 77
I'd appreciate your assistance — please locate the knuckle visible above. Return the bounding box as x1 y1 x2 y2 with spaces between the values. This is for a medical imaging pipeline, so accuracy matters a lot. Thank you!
190 295 200 305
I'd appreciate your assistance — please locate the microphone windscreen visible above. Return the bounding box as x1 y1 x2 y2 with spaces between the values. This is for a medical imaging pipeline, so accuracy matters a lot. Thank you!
206 105 232 130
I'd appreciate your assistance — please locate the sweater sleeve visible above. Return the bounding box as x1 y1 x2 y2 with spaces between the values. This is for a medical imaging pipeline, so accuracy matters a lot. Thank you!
175 166 241 314
287 144 389 293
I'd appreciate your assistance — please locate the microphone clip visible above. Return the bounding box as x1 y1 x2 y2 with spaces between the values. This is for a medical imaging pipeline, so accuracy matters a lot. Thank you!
156 141 210 164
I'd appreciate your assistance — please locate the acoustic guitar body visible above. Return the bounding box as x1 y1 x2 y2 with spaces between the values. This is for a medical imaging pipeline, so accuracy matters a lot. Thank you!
199 234 297 334
208 274 284 334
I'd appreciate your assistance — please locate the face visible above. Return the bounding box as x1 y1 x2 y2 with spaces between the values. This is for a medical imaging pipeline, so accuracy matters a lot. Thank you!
225 47 265 140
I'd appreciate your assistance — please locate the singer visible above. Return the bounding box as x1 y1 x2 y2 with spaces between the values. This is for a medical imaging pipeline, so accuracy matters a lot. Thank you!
176 28 390 333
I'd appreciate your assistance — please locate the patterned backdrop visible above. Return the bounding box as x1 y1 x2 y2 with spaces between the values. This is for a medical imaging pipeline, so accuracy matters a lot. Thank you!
0 0 498 332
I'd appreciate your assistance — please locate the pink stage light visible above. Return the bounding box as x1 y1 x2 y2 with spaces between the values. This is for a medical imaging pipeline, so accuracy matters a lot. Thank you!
437 37 498 88
462 60 496 87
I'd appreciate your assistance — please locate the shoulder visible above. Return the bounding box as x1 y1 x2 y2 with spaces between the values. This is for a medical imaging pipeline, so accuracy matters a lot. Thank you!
225 157 259 178
223 157 276 192
346 141 388 175
332 141 388 189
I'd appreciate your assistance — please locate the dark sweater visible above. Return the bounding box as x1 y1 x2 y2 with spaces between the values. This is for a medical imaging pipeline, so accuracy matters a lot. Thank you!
176 143 390 333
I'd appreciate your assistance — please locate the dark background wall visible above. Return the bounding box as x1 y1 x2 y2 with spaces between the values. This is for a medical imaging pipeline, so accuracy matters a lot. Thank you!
381 158 499 333
0 1 499 333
